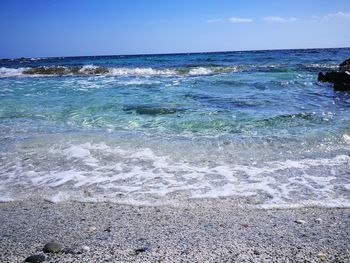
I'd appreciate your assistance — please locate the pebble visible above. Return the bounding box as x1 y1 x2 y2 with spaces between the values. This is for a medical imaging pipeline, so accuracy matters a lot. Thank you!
317 252 328 260
81 245 90 252
62 247 76 254
104 226 112 232
295 220 306 224
24 254 46 263
315 218 323 224
135 246 150 254
88 226 97 232
43 241 62 253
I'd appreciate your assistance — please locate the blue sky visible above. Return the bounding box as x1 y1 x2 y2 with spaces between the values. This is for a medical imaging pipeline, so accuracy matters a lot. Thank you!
0 0 349 58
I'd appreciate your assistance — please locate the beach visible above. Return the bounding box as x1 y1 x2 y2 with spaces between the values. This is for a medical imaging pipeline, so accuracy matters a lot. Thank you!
1 49 350 262
1 199 350 262
1 0 350 261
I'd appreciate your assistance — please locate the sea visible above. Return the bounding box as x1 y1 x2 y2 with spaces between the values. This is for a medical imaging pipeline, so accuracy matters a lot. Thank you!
0 48 350 208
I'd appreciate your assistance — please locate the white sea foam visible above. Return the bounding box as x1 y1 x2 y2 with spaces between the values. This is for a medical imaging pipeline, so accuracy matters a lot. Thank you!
343 134 350 144
0 66 241 78
188 67 213 75
118 79 162 85
303 63 338 70
0 67 27 78
108 67 177 76
79 64 99 72
1 140 349 208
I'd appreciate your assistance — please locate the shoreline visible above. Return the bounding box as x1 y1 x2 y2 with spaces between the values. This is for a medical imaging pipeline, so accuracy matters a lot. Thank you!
1 199 349 262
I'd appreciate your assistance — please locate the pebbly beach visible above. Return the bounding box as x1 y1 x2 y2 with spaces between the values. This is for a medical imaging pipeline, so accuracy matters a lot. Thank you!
1 199 350 262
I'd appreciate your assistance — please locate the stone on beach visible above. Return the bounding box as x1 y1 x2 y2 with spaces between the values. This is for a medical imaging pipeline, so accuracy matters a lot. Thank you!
24 254 45 263
134 246 150 254
295 219 306 224
62 247 77 254
43 241 62 253
315 218 323 224
81 245 90 252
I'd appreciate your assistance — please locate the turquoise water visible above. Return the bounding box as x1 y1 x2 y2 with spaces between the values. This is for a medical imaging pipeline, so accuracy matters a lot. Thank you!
0 48 350 207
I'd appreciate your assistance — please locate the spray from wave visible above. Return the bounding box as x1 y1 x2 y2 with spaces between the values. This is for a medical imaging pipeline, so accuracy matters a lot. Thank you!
0 62 338 78
0 65 242 77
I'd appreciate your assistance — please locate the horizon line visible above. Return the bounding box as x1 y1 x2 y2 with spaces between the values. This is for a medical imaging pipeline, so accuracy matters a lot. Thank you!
2 46 350 60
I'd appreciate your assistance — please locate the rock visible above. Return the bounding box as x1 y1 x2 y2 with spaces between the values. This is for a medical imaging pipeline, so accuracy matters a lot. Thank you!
340 58 350 71
295 219 306 224
43 241 62 253
104 226 112 232
318 58 350 91
123 105 183 115
315 218 323 224
317 252 328 260
81 245 90 252
88 226 97 232
62 247 76 254
24 254 46 263
134 246 150 254
318 71 350 91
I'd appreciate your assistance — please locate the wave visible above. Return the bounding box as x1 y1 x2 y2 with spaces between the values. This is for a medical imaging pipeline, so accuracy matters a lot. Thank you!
1 140 350 207
299 63 338 71
0 62 339 78
0 67 29 78
0 65 246 78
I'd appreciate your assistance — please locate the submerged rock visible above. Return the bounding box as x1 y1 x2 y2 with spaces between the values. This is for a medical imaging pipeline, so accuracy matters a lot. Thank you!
318 58 350 91
123 105 182 115
43 241 62 253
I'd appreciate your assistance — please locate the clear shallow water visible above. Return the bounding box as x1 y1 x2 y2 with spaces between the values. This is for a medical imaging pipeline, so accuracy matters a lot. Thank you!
0 48 350 207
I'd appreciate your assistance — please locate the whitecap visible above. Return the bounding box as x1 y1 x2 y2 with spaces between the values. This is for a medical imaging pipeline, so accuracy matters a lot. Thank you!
0 67 27 78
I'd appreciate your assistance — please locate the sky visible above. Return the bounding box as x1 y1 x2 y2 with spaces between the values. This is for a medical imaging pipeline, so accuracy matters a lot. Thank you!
0 0 350 58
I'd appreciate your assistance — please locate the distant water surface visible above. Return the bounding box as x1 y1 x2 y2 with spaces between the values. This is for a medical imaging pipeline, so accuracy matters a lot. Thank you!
0 48 350 207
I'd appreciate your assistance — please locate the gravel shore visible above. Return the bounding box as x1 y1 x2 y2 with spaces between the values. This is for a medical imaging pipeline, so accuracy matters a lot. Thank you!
0 199 349 262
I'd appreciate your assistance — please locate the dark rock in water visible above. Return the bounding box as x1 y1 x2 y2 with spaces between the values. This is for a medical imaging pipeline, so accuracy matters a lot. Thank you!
318 71 350 91
339 58 350 71
23 66 71 75
24 254 45 263
123 105 182 115
22 66 109 75
136 107 177 115
43 241 62 253
318 58 350 91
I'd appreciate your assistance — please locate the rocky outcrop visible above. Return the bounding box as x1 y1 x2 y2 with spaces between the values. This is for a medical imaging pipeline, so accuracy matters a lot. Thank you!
318 59 350 91
339 58 350 71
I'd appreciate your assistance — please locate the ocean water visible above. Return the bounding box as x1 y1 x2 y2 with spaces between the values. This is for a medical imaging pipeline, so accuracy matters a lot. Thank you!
0 48 350 207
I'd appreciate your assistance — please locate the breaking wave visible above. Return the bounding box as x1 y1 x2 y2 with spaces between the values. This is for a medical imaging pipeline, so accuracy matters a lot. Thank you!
1 140 350 207
0 62 338 78
0 65 242 78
